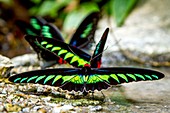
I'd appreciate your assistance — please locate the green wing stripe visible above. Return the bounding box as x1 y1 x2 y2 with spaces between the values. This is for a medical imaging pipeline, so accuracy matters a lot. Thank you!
51 47 61 51
35 75 46 83
117 74 128 82
144 75 152 80
58 49 68 55
20 77 28 83
30 19 41 30
14 78 21 83
41 41 48 45
46 44 53 48
70 75 83 84
44 75 55 84
134 74 145 80
70 56 79 64
151 75 159 79
52 75 62 85
81 23 92 38
97 75 109 82
64 52 74 60
126 74 136 81
110 74 120 83
27 76 38 82
62 75 76 84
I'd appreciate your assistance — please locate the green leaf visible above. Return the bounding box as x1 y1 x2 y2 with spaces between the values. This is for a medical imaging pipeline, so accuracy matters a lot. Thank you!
113 0 138 26
63 2 99 32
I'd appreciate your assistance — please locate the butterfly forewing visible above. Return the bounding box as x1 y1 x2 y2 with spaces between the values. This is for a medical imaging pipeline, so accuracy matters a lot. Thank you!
30 35 91 67
69 12 100 48
41 23 64 42
90 28 109 68
25 35 65 64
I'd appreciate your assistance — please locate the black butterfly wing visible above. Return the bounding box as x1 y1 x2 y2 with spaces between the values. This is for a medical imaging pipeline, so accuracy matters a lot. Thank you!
84 67 165 92
90 28 109 68
41 23 64 42
30 16 46 33
69 12 100 48
15 20 38 36
9 68 86 92
30 35 91 68
9 67 164 93
25 35 65 64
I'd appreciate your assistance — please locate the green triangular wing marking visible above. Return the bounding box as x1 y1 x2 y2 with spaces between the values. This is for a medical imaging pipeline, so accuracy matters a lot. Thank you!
144 75 152 80
44 75 55 84
117 74 128 82
80 23 93 38
64 52 74 60
151 75 159 79
41 41 48 45
97 75 110 83
20 77 28 83
35 75 46 83
58 49 68 55
62 75 83 84
134 74 145 80
110 74 120 83
52 75 62 85
70 56 79 64
51 47 61 52
30 18 41 30
87 75 103 84
14 78 21 83
27 76 38 82
126 74 136 81
41 26 52 38
46 44 53 48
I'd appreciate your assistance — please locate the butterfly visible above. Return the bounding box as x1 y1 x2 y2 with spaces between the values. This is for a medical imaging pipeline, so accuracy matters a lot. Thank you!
25 27 108 68
15 16 47 36
9 28 165 95
25 12 100 67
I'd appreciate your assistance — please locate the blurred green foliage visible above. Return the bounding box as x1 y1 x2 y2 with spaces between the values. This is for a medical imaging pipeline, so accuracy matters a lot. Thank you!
0 0 138 28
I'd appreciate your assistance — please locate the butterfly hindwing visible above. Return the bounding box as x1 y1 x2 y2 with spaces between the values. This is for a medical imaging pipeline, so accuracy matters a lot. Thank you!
69 12 100 48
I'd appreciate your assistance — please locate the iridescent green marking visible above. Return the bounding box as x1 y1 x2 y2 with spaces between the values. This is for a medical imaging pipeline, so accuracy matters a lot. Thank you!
126 74 136 81
14 78 21 83
97 75 110 82
81 23 92 38
64 52 74 60
46 44 53 48
134 74 145 80
27 76 38 82
70 75 83 84
58 49 68 55
52 75 62 85
30 19 41 30
151 75 158 79
117 74 128 82
77 59 89 67
26 29 36 36
70 56 79 64
62 75 75 84
44 75 55 84
41 41 48 45
88 75 102 84
20 77 28 83
144 75 152 80
35 75 46 83
51 47 61 51
110 74 120 83
83 75 89 82
42 26 52 38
